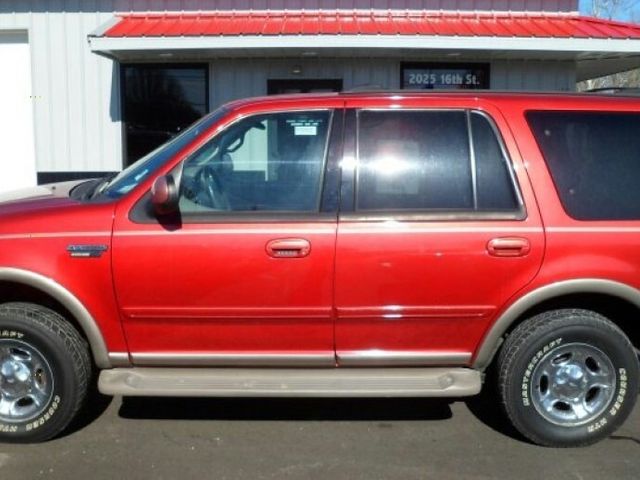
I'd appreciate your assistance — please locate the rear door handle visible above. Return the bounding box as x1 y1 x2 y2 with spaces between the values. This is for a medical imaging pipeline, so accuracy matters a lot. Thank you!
266 238 311 258
487 237 531 257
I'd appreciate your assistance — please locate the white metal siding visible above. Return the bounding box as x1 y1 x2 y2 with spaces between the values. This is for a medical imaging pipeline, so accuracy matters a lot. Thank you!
210 58 400 107
0 32 37 191
491 60 576 91
0 1 578 174
0 8 123 173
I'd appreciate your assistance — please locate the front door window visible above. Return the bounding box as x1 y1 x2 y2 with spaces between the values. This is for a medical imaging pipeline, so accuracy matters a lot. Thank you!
179 111 332 213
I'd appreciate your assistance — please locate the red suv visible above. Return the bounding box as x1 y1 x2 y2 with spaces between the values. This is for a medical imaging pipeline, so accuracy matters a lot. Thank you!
0 92 638 446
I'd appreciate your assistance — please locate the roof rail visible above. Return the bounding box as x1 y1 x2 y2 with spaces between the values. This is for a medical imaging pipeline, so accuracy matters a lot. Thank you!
344 84 386 92
585 87 640 95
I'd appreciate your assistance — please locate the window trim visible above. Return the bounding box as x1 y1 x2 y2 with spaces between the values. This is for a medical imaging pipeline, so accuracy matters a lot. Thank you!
129 108 339 224
345 108 526 222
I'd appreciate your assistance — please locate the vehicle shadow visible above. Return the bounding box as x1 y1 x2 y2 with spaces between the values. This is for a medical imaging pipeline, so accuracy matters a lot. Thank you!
118 397 454 422
610 434 640 445
61 383 113 438
464 391 524 443
463 366 525 443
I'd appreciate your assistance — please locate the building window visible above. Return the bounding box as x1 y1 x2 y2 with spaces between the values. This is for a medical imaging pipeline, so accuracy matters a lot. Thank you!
400 62 490 90
121 64 209 166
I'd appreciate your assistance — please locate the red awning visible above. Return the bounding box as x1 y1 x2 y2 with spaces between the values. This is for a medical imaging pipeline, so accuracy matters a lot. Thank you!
101 10 640 40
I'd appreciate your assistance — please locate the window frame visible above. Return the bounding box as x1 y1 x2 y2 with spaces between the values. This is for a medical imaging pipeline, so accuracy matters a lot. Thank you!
130 108 341 224
341 108 525 222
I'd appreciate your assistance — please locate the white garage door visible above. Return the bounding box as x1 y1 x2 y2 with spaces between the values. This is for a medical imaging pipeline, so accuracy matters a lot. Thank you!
0 32 36 193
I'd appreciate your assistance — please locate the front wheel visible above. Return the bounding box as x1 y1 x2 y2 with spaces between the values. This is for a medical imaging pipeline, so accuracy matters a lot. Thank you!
0 303 91 443
498 309 639 447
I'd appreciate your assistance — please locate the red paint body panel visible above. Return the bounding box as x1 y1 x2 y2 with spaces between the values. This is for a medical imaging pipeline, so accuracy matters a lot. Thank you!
485 96 640 292
334 221 544 356
0 189 128 353
3 93 640 368
100 11 640 40
111 222 337 355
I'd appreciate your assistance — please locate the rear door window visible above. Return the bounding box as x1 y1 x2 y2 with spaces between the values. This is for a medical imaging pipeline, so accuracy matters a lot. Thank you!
355 110 520 214
527 111 640 220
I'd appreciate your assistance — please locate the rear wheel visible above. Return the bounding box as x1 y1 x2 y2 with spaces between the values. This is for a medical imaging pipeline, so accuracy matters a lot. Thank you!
0 303 91 443
498 309 639 447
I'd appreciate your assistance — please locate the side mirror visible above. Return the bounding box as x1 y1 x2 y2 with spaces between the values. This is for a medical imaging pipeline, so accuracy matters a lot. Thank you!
151 175 179 215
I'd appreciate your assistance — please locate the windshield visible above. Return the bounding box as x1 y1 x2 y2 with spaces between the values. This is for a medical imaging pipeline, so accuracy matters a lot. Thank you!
101 107 229 199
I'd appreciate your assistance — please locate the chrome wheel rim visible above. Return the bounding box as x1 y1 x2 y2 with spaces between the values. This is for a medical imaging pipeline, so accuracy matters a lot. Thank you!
530 342 616 427
0 340 54 423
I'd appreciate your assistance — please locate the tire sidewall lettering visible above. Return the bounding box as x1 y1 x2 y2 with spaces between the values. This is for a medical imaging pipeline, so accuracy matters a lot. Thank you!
521 337 563 407
0 330 25 340
24 395 62 432
0 394 63 434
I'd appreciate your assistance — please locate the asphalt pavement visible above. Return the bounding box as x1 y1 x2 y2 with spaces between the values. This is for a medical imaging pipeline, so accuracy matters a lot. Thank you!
0 392 638 479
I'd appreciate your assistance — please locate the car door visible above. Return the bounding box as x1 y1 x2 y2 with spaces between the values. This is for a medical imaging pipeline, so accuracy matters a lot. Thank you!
112 108 343 366
334 98 545 366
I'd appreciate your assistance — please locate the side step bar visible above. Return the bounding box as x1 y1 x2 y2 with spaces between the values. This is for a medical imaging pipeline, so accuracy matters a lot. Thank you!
99 367 482 397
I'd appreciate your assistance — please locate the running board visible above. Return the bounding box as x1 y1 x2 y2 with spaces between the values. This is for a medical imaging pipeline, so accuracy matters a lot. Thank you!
98 367 481 397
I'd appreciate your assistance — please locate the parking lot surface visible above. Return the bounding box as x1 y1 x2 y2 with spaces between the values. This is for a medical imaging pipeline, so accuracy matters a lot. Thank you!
0 393 638 480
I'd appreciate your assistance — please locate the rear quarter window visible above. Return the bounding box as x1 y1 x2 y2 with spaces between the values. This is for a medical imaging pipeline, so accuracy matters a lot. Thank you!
527 111 640 220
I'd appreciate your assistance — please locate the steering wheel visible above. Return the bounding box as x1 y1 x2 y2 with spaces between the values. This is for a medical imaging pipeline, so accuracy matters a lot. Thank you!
195 164 230 210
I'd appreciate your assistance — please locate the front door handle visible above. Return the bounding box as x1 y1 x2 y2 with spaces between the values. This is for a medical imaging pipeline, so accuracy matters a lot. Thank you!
487 237 531 257
266 238 311 258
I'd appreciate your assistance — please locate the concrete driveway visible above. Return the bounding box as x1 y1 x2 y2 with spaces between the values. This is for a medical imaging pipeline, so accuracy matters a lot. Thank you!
0 392 638 479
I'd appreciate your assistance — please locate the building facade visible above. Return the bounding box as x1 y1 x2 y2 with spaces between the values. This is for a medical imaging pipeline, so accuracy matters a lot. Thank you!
1 0 640 189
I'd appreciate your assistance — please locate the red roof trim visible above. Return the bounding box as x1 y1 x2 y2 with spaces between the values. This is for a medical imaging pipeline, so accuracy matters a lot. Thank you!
101 11 640 40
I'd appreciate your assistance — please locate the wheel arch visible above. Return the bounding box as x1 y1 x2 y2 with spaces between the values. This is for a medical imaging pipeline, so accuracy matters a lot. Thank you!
473 279 640 370
0 267 111 368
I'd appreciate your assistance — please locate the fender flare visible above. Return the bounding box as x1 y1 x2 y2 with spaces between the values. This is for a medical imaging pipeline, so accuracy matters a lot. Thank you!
472 278 640 370
0 267 111 368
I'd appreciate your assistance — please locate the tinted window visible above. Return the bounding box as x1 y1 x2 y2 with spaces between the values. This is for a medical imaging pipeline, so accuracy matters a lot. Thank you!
179 111 331 213
527 111 640 220
356 110 519 212
472 112 520 211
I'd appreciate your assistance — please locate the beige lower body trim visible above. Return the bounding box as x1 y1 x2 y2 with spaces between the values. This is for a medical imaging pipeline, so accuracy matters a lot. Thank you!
130 351 472 367
108 352 131 367
337 351 471 366
99 367 482 398
130 352 336 367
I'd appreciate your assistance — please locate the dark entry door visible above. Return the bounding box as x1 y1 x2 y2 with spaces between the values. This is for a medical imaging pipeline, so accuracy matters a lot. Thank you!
267 79 343 95
122 64 209 166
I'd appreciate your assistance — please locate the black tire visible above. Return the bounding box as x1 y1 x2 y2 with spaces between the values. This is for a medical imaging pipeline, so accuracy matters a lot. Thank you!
0 302 91 443
498 309 639 447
